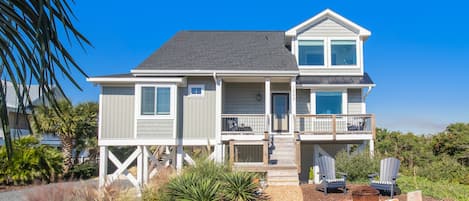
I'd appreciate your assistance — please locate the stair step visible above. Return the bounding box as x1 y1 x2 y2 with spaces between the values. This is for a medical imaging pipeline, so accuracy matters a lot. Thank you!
267 181 299 186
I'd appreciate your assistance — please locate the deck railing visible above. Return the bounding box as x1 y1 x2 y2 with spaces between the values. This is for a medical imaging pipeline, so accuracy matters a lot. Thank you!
221 114 266 135
295 114 375 137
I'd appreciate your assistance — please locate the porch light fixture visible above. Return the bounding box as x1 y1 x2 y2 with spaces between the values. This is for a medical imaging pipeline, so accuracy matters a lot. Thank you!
256 93 262 102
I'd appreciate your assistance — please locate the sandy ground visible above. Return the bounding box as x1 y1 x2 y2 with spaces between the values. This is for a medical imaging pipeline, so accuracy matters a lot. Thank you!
265 185 303 201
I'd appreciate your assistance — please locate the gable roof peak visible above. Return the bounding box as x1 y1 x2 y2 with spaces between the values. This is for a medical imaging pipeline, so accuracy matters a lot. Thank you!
286 8 371 39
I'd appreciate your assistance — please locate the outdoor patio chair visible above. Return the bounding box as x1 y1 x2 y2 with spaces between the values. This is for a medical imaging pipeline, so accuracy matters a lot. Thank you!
317 155 347 195
368 157 401 198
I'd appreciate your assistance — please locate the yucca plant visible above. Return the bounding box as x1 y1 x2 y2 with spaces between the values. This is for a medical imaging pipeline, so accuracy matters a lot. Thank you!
221 172 260 201
166 173 221 201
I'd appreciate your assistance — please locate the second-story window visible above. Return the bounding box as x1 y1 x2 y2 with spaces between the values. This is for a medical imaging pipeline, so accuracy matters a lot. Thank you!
141 87 171 115
331 40 356 66
298 40 324 65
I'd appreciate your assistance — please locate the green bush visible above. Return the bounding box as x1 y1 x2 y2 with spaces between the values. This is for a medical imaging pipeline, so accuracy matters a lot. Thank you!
416 154 469 184
398 175 469 201
0 136 63 185
65 161 98 180
221 172 259 201
335 150 379 182
155 160 264 201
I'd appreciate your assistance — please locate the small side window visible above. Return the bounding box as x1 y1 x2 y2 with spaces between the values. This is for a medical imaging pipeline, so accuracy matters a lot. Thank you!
188 84 205 96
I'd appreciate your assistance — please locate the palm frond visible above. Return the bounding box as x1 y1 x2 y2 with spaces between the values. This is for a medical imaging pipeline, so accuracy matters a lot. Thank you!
0 0 91 159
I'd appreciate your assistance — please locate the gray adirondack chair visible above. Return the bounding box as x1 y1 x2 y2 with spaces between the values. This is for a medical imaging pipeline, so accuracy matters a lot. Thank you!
368 157 401 198
317 155 347 195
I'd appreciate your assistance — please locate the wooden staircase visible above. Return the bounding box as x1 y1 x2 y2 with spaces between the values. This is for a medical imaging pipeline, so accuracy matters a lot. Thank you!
267 136 299 186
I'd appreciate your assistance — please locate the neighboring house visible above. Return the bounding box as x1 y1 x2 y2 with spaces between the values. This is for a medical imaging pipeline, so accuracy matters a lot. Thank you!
0 81 61 146
88 9 376 188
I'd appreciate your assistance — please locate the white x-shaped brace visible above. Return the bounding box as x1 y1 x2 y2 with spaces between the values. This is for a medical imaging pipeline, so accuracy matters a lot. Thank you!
107 147 142 189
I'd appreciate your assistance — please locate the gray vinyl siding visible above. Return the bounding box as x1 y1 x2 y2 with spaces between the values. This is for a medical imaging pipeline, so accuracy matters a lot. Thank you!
347 89 362 114
101 86 135 139
182 77 216 139
271 83 290 91
298 18 357 37
223 83 265 114
296 89 310 114
136 119 173 138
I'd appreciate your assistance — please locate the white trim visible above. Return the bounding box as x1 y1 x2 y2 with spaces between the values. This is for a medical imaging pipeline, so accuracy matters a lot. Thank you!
296 37 361 69
290 78 296 134
297 84 375 89
188 84 205 97
173 86 178 138
310 89 316 114
329 37 360 68
98 86 103 140
99 139 218 146
221 135 265 141
313 89 347 114
299 134 372 141
135 84 176 119
265 78 271 134
296 37 327 68
214 77 223 162
87 77 186 84
285 9 371 38
130 70 299 76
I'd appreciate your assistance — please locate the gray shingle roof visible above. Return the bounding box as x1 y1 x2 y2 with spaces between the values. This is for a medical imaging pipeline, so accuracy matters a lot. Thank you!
297 73 374 85
134 31 298 71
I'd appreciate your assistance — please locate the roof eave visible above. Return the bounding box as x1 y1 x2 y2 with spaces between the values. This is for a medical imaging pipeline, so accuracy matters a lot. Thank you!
285 9 371 38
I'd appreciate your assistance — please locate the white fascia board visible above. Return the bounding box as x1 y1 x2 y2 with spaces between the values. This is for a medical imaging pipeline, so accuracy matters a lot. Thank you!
87 77 186 84
130 70 299 77
297 84 376 89
285 9 371 38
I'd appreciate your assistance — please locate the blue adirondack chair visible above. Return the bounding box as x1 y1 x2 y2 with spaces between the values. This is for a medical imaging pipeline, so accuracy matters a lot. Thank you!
368 157 401 198
317 155 347 195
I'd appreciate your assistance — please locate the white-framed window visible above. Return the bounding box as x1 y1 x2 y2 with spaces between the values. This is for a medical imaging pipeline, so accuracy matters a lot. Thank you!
297 38 358 68
139 85 173 116
298 40 325 66
188 84 205 96
331 40 356 66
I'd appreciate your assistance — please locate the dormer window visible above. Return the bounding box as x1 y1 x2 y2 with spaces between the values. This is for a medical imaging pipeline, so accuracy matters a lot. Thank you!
297 38 358 68
331 40 356 66
298 40 324 65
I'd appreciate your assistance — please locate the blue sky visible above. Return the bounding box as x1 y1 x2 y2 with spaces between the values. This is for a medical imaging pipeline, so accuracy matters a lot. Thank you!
62 0 469 134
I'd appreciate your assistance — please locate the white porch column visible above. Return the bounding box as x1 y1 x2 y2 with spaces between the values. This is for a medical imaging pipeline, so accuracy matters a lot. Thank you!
176 144 183 173
369 139 375 157
290 78 296 134
137 146 143 186
313 145 320 184
98 146 108 188
143 146 149 184
214 78 223 163
265 78 271 133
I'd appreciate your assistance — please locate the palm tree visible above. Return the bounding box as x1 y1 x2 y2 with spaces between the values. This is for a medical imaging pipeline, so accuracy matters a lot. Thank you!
32 101 98 174
0 0 91 159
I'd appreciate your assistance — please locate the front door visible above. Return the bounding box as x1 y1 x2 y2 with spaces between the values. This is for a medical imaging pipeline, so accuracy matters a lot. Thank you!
272 93 289 132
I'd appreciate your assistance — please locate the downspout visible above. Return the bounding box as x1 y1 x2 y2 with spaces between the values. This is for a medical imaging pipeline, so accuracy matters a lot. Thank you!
363 86 374 100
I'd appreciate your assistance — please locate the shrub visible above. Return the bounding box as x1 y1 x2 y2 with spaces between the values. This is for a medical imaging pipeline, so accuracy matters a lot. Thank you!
166 173 221 201
398 175 469 201
65 161 98 180
156 160 265 201
0 136 63 185
416 154 469 184
335 150 379 182
221 171 260 201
